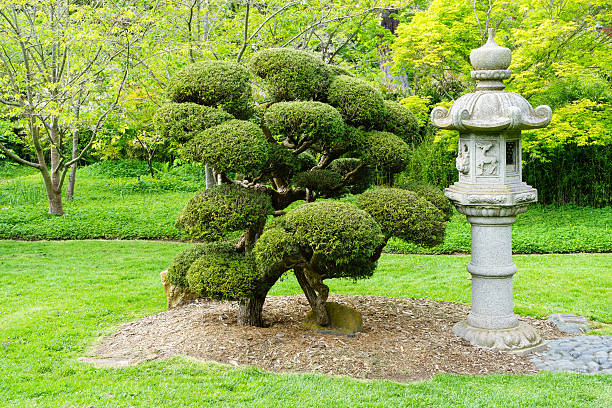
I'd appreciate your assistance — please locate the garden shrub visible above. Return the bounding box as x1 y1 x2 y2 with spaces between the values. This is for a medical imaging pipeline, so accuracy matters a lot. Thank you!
359 131 410 173
167 60 253 119
175 184 273 241
186 251 259 300
399 182 452 221
292 169 345 198
191 119 270 176
357 188 446 247
327 75 385 128
153 102 233 143
264 201 385 279
264 101 345 148
381 100 419 143
167 240 237 288
249 48 331 101
328 158 375 194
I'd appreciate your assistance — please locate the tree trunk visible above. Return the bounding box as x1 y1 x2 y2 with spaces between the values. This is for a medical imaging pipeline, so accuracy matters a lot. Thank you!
67 128 78 200
294 267 330 326
48 189 64 215
237 295 266 327
47 118 65 215
146 156 155 178
205 164 215 189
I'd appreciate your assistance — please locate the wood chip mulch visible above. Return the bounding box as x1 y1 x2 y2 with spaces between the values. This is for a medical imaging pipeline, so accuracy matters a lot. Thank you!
82 295 568 382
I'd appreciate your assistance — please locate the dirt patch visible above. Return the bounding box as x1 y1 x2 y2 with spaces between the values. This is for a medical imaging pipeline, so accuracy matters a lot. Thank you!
83 295 568 382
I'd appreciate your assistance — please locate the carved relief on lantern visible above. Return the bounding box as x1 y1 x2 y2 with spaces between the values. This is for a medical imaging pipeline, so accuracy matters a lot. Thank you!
456 142 471 176
475 140 499 176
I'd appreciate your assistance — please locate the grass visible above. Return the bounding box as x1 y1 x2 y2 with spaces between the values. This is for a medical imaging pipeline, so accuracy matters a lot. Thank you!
0 240 610 407
1 163 611 253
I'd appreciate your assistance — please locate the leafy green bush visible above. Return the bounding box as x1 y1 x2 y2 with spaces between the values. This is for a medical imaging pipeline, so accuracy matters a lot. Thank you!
153 102 233 143
381 100 419 143
167 60 253 119
186 251 259 300
399 182 452 221
359 131 410 173
249 48 331 101
291 169 345 198
175 184 273 241
328 158 375 194
327 75 385 128
167 241 237 288
264 101 345 148
357 188 446 247
191 119 270 176
265 201 385 279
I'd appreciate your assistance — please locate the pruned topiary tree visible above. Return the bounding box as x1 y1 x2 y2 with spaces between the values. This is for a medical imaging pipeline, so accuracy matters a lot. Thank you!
155 49 450 327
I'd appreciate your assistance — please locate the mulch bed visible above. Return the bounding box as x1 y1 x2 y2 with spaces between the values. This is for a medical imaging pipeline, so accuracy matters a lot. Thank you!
82 295 568 382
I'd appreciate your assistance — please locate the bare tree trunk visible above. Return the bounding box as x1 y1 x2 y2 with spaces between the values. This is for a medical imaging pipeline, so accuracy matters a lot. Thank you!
48 118 65 215
205 164 215 189
294 267 330 326
67 128 78 200
237 295 266 327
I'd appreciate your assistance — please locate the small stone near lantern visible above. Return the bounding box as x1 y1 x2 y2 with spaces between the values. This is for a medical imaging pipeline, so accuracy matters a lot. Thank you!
431 29 552 351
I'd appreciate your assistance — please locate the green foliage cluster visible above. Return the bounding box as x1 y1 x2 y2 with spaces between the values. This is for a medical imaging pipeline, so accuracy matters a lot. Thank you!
291 169 344 198
191 119 270 176
327 75 385 128
187 251 260 300
167 240 237 288
359 130 410 173
261 201 385 280
175 184 272 241
167 60 253 119
248 48 331 101
264 101 345 148
153 102 233 143
328 158 375 194
399 182 453 221
381 100 419 143
357 188 446 247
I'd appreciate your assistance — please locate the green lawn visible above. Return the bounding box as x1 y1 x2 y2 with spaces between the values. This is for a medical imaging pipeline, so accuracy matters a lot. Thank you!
0 240 610 407
1 165 611 253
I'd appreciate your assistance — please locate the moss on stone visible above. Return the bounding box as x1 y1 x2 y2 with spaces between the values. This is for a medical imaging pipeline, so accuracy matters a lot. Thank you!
303 302 363 336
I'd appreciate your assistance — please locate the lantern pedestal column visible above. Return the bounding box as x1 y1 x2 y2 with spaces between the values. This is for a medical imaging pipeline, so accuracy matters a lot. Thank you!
452 211 542 350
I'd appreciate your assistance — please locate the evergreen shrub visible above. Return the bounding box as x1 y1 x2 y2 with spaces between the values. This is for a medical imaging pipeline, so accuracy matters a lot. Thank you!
357 188 446 247
249 48 331 101
176 184 273 241
167 61 253 119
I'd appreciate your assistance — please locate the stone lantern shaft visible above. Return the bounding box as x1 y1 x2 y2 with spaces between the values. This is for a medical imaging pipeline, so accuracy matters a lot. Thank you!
431 29 552 350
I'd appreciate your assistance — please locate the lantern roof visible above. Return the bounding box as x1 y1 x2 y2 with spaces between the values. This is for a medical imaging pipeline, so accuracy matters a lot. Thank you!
431 29 552 132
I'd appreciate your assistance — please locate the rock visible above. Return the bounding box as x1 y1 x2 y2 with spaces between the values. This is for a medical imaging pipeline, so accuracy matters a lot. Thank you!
304 302 363 337
160 270 199 309
547 313 591 334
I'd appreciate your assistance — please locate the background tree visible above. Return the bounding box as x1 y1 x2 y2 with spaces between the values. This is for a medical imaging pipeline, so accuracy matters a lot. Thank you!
156 48 450 327
0 1 139 214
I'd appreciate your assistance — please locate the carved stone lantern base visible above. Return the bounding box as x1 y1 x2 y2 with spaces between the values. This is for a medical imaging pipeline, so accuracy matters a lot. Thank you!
449 209 543 351
453 320 542 350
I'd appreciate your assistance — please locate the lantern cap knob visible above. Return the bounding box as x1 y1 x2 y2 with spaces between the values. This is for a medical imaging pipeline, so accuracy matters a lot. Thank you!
470 29 512 71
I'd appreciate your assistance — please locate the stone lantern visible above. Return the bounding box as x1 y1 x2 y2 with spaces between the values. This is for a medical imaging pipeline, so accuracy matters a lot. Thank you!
431 29 552 350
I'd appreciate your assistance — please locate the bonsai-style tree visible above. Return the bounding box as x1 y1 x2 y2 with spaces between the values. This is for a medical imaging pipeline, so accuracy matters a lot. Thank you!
154 48 451 327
